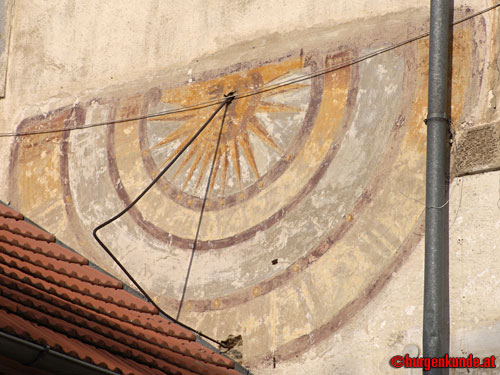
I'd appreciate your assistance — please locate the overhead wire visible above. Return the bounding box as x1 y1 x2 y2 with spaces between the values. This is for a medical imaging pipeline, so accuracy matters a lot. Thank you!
234 2 500 99
0 3 498 138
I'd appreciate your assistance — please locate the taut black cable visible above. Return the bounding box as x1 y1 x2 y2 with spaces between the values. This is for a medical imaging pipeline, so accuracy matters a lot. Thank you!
176 92 233 321
2 3 497 138
93 94 235 348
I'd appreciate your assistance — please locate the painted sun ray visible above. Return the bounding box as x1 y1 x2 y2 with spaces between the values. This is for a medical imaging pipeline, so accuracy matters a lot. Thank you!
260 82 310 98
157 128 200 169
195 144 215 190
152 120 199 150
238 131 260 179
256 101 302 113
182 146 205 191
220 144 229 196
146 58 314 200
171 140 200 180
229 140 242 189
247 116 282 153
208 146 222 194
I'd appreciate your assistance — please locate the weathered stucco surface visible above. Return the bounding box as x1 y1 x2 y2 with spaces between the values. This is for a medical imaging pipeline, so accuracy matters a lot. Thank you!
1 1 500 374
254 171 500 374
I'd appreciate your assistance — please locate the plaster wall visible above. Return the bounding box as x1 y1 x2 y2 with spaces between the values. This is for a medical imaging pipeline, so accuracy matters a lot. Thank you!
1 0 497 179
1 1 500 374
256 171 500 374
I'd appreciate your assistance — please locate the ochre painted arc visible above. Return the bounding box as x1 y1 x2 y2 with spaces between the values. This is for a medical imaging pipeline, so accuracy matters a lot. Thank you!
108 54 351 248
172 31 475 364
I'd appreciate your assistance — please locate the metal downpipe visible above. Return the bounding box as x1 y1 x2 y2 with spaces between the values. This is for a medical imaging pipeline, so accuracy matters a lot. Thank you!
423 0 452 373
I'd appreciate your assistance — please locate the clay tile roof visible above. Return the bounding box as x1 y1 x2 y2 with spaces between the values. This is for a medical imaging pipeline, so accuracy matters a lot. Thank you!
0 202 242 375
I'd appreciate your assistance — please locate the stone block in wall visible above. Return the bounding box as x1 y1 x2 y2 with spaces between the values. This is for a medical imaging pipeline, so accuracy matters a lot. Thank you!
454 121 500 176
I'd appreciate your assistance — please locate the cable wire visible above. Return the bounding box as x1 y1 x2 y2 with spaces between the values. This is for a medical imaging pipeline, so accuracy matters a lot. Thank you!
176 93 232 321
1 3 498 138
93 95 234 348
233 2 500 100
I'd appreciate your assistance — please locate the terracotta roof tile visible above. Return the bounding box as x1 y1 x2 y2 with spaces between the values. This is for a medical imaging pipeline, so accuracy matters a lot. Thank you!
0 229 88 264
0 294 201 375
0 251 156 313
0 261 164 326
0 285 235 372
0 203 242 375
0 240 122 288
0 309 163 375
0 204 23 220
0 273 192 344
0 216 55 242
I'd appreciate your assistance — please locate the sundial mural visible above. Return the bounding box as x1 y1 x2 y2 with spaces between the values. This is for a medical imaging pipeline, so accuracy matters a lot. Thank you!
106 54 346 251
145 61 309 201
128 56 323 248
8 18 491 366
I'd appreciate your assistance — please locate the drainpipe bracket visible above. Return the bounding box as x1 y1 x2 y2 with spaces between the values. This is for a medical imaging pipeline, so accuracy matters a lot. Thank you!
424 112 450 125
